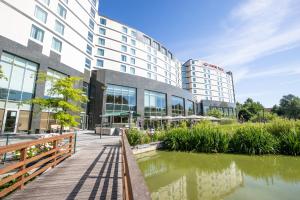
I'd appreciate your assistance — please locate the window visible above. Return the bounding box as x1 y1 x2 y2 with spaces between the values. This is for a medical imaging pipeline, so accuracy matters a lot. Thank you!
130 48 136 55
88 32 93 42
144 90 166 117
91 0 97 6
122 26 128 33
161 47 167 55
99 28 106 35
34 6 47 23
120 65 126 72
90 8 96 18
105 84 137 122
100 18 106 25
147 46 151 52
144 36 151 45
131 39 136 46
153 66 157 72
96 59 103 67
153 41 160 50
86 44 92 55
147 72 151 78
130 58 135 65
186 100 194 115
41 0 50 6
57 4 67 19
89 19 94 30
172 96 184 116
85 58 91 68
147 55 151 61
121 45 127 52
130 67 135 74
154 58 157 64
51 37 62 52
0 52 38 103
121 55 127 62
153 74 157 80
147 64 152 70
98 38 105 45
122 35 127 43
62 0 68 4
30 25 44 42
131 30 137 38
97 48 104 56
54 20 64 35
193 84 196 87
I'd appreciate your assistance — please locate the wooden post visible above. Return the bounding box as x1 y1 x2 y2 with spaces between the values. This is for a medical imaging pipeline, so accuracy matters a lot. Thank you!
52 140 58 168
68 135 73 154
19 148 27 189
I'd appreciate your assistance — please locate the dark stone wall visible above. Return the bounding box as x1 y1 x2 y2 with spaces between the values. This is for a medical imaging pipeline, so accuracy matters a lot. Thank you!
88 69 195 129
0 36 86 133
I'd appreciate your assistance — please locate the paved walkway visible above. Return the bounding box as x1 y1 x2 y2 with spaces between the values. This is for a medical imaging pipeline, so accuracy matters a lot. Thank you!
6 133 123 200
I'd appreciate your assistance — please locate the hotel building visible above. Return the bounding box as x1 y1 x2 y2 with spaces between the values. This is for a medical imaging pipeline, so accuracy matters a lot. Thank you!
0 0 234 133
182 59 236 116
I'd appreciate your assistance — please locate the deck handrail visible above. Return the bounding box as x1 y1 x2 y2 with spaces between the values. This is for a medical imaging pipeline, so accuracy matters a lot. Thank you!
121 130 151 200
0 133 74 198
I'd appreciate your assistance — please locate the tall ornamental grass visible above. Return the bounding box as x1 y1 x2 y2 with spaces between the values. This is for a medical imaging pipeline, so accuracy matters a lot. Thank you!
164 123 230 153
127 119 300 156
229 125 278 154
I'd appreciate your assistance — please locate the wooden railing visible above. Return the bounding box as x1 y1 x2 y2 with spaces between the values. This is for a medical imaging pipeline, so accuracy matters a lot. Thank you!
121 130 151 200
0 133 74 198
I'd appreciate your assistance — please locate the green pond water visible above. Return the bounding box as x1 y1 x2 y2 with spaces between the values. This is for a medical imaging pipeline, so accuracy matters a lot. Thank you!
136 151 300 200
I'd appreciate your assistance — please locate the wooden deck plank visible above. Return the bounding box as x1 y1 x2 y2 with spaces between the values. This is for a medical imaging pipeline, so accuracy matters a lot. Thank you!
5 133 123 200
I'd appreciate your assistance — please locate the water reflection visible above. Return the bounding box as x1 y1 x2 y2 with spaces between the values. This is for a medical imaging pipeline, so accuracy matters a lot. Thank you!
137 151 300 200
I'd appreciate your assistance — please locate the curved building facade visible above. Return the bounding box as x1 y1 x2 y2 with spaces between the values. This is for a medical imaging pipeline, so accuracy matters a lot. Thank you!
94 16 182 88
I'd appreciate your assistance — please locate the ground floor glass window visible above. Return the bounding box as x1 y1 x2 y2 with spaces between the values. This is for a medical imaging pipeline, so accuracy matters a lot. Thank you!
144 90 166 117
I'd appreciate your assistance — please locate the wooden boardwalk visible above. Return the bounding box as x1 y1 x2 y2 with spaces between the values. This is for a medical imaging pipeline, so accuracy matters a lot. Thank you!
6 133 123 200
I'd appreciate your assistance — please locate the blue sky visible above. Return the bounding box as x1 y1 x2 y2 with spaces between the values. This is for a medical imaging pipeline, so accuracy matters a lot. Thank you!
99 0 300 107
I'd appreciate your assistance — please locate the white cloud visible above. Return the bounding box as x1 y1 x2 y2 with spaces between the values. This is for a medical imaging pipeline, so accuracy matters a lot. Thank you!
176 0 300 77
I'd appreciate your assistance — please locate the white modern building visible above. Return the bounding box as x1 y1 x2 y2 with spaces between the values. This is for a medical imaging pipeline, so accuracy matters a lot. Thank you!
0 0 195 133
95 16 182 88
182 59 236 116
0 0 99 133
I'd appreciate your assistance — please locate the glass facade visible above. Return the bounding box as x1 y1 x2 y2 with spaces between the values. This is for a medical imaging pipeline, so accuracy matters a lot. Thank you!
186 100 194 116
105 84 136 115
171 96 185 116
0 52 38 132
144 90 166 117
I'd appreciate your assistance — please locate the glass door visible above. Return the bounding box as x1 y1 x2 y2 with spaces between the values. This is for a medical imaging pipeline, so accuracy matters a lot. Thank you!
4 110 18 133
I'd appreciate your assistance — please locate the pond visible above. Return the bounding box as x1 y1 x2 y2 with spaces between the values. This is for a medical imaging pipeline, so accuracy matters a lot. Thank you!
136 151 300 200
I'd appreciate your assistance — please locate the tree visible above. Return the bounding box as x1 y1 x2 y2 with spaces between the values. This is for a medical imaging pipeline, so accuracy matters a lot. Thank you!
272 94 300 120
207 108 223 118
237 98 264 121
30 73 88 134
0 65 7 80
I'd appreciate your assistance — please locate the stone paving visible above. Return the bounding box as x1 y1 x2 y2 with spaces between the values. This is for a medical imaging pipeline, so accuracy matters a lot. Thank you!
6 132 123 200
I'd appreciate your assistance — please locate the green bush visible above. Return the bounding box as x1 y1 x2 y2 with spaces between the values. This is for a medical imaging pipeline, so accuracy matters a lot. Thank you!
192 123 230 153
126 129 165 146
230 125 278 154
278 130 300 155
164 123 230 153
265 118 296 137
126 129 147 146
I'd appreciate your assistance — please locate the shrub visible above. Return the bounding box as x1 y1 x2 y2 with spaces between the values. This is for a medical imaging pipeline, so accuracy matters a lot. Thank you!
265 118 296 137
192 123 230 153
230 125 278 154
163 123 230 153
126 129 165 146
278 129 300 155
126 129 147 146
